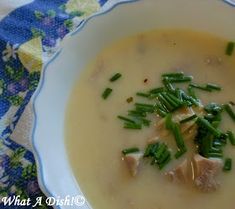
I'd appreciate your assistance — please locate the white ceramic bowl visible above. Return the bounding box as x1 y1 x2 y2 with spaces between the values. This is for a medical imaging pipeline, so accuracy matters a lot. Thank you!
32 0 235 208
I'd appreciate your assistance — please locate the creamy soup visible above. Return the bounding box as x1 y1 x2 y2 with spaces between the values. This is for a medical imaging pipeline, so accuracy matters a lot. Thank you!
65 30 235 209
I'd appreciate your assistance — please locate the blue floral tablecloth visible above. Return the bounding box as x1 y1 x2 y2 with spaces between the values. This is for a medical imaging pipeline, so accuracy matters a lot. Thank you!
0 0 123 208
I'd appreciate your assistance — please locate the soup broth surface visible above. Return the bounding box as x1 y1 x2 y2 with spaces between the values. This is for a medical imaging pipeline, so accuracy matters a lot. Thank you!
66 30 235 209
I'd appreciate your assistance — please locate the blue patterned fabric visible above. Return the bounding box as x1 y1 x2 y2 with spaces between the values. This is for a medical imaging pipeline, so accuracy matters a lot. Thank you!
0 0 109 208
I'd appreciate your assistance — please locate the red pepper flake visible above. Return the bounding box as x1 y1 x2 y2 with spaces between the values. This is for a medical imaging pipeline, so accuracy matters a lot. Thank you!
144 78 148 83
126 97 133 103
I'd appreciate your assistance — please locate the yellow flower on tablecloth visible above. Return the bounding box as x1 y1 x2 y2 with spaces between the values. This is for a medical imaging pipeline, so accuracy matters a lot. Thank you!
66 0 100 18
18 37 43 72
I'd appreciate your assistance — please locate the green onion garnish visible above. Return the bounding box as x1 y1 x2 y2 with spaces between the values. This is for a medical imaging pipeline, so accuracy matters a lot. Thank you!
157 93 174 111
208 152 223 158
226 42 235 56
135 103 154 108
144 144 154 157
187 86 197 99
189 83 212 92
165 113 173 130
227 131 235 145
122 147 140 155
175 148 187 159
118 71 234 174
163 76 192 83
117 116 135 124
149 87 165 94
204 103 223 114
180 114 197 123
163 79 175 92
102 88 113 99
139 118 151 127
110 73 122 82
161 93 179 108
158 150 171 164
162 72 184 78
136 92 150 98
223 158 232 171
206 83 222 91
155 107 167 117
158 155 171 170
154 143 167 159
124 123 141 129
128 110 146 118
224 104 235 122
196 117 222 137
172 123 186 150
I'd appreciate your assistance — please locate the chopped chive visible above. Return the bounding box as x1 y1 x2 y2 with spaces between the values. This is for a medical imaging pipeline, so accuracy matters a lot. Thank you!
224 104 235 122
226 42 234 56
208 152 223 158
149 93 158 99
175 88 183 101
155 107 167 117
167 93 183 106
156 101 168 112
165 114 173 130
144 144 154 157
110 73 122 82
187 86 197 99
136 106 154 113
135 103 154 108
144 143 159 158
196 117 222 137
128 110 146 117
172 123 186 149
136 92 150 98
149 143 159 155
102 88 112 99
161 93 178 108
204 103 223 114
223 158 232 171
189 83 212 92
158 150 170 164
158 155 171 170
117 116 135 123
164 76 192 83
213 140 222 148
140 118 151 127
149 87 165 94
163 79 175 92
175 148 187 159
180 114 197 123
181 91 200 106
154 143 167 159
227 131 235 145
204 114 214 121
162 72 184 78
206 83 221 91
211 121 220 128
122 147 140 155
219 133 228 145
209 147 222 153
157 94 174 111
135 103 155 113
124 123 141 129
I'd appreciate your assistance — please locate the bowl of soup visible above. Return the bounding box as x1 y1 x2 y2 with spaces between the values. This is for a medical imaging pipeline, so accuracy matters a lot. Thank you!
32 0 235 208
